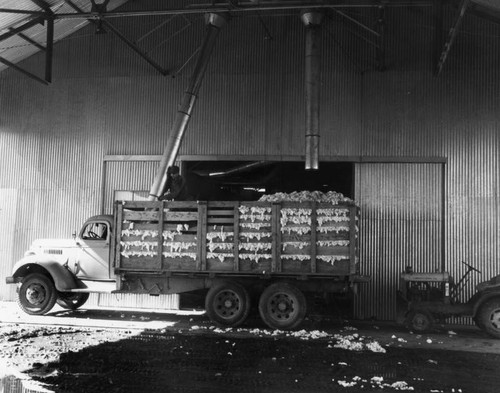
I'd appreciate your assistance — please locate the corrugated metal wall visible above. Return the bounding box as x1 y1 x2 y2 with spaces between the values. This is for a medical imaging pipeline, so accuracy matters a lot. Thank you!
0 5 499 322
104 160 160 213
0 189 18 301
355 163 443 320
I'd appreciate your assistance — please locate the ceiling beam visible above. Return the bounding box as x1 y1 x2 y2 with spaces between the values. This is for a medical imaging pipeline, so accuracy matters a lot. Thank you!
45 16 53 83
436 0 470 75
432 0 444 74
0 17 45 43
0 10 52 84
29 0 53 14
468 3 500 25
101 20 170 76
376 6 386 71
50 1 434 20
64 0 169 76
0 9 45 16
12 30 46 51
0 56 49 85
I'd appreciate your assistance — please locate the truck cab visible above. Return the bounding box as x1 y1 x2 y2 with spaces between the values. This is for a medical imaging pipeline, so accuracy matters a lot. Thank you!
6 215 115 315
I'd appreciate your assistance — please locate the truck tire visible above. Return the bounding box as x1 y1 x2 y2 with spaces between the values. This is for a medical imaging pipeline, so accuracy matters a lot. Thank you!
476 297 500 339
56 292 90 310
258 283 306 330
17 273 57 315
205 281 251 327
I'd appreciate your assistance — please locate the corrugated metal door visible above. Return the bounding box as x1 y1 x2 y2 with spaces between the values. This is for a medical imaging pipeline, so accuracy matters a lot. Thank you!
0 189 18 301
354 163 443 320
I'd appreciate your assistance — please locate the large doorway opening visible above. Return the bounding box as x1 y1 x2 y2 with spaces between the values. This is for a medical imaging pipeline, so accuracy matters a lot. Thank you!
183 160 353 201
179 159 354 315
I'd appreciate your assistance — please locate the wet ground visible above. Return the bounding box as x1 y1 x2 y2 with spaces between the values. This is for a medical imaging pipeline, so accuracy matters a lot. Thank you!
1 301 500 393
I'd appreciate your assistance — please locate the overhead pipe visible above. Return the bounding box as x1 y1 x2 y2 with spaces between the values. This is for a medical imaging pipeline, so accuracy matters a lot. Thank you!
301 10 323 171
207 161 271 177
149 13 229 200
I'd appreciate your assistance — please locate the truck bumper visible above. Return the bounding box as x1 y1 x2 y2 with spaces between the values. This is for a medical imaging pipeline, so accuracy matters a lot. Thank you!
5 276 16 284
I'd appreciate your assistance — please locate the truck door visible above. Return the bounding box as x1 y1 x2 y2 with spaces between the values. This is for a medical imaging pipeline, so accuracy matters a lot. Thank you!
76 221 111 280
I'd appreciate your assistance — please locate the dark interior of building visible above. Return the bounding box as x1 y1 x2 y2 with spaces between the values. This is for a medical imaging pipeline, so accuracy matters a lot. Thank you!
184 161 353 201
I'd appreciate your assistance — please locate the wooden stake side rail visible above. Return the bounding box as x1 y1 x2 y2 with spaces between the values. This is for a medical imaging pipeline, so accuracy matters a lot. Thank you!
114 200 359 278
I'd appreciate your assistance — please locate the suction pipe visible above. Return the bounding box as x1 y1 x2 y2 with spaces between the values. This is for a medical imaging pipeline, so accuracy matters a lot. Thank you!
149 13 228 200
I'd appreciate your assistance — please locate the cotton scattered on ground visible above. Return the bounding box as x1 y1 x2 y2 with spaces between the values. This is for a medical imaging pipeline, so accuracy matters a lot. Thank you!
334 375 414 390
192 325 387 353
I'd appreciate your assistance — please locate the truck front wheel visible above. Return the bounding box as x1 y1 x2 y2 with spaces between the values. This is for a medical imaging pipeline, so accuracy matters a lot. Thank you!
205 281 251 327
56 292 90 310
258 283 306 330
476 298 500 339
17 273 57 315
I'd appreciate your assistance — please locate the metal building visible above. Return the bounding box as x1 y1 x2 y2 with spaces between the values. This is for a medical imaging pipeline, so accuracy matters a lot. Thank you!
0 1 499 321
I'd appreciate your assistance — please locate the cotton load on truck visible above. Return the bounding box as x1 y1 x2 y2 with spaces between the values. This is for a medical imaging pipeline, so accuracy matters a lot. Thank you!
6 192 366 330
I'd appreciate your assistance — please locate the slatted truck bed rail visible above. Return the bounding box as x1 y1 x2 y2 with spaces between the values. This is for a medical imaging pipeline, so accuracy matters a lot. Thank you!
113 200 359 278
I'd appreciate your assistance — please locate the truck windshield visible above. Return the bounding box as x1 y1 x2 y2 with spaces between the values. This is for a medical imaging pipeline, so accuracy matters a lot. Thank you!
81 222 108 240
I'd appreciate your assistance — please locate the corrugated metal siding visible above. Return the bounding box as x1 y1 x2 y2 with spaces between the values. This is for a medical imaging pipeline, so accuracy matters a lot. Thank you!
92 293 179 310
354 163 443 320
0 6 499 322
445 127 499 305
0 189 18 301
104 160 159 213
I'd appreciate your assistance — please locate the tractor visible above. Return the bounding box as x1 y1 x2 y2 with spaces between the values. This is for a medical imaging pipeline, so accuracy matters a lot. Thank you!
396 261 500 338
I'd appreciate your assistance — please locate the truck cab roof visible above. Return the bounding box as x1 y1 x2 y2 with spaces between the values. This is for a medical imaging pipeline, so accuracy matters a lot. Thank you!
84 215 113 225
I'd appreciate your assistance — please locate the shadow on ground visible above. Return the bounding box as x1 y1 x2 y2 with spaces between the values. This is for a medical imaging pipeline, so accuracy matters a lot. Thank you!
31 328 500 393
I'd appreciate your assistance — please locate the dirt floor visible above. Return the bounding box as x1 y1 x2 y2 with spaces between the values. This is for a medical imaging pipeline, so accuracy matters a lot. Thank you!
1 301 500 393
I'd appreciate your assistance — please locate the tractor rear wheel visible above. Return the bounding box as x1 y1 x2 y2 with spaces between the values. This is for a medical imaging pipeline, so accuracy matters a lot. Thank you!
476 298 500 339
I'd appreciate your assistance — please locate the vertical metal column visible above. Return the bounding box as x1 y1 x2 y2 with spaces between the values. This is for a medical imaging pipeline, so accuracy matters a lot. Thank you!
149 13 228 200
301 11 323 171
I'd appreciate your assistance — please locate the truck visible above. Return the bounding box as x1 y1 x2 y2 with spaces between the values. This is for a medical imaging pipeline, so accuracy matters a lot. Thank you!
6 198 365 330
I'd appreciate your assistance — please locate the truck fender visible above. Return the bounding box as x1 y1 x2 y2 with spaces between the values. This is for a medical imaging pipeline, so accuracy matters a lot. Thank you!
471 291 500 317
10 255 79 292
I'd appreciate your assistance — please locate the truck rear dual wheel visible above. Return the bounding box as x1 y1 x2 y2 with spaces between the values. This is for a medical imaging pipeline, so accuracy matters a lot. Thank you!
476 298 500 339
258 283 307 330
205 281 251 327
17 273 57 315
56 292 90 310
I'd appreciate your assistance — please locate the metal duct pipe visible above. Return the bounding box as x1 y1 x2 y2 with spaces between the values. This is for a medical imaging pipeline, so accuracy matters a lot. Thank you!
207 161 270 177
301 11 322 171
149 13 228 200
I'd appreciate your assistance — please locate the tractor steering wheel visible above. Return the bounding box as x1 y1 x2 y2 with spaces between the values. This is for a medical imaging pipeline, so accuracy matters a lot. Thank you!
462 260 481 274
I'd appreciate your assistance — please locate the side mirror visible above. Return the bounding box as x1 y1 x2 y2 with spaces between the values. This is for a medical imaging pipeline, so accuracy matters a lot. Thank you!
73 232 82 246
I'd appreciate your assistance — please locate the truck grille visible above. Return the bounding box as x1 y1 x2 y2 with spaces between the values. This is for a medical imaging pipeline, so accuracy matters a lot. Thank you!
44 249 63 255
